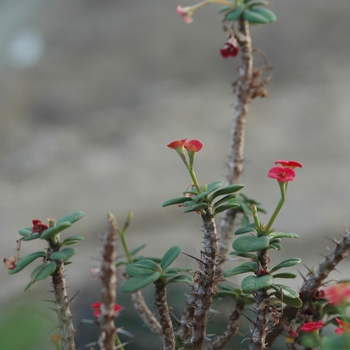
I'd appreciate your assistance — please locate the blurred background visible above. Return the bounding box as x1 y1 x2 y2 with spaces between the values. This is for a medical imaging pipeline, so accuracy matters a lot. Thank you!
1 0 350 348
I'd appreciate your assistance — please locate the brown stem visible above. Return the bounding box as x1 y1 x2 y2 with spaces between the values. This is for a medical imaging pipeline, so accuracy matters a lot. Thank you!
97 213 118 350
130 290 162 336
207 299 245 350
154 278 175 350
51 259 76 350
266 230 350 346
190 206 218 350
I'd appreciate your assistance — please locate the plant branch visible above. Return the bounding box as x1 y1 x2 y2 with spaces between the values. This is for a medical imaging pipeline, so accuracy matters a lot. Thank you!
154 278 175 350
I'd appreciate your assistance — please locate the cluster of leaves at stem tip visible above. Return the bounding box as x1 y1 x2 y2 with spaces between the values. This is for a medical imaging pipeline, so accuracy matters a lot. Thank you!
7 211 84 291
219 0 277 24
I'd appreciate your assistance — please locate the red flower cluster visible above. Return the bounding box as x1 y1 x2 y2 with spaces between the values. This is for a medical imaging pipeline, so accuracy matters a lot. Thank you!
300 321 324 332
32 220 49 235
90 302 122 318
324 282 350 306
220 38 239 58
167 138 202 152
268 159 302 182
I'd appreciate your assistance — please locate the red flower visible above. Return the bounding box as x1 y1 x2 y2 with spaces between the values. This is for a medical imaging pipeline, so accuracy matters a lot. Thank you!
167 139 186 149
90 301 122 318
324 283 350 306
300 321 324 332
176 5 193 23
184 139 202 152
275 160 303 169
311 289 326 300
335 318 350 335
32 219 49 235
220 38 239 58
3 256 17 270
268 167 296 182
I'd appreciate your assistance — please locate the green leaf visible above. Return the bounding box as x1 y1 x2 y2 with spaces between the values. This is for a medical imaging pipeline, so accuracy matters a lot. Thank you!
269 242 282 250
18 227 32 236
234 223 257 235
225 4 244 21
115 259 128 267
213 194 237 208
126 263 155 277
268 232 299 239
241 275 274 292
167 275 194 284
133 259 159 270
229 251 257 260
33 261 57 282
246 1 271 8
191 181 223 202
270 258 302 273
233 236 269 252
40 222 72 240
121 272 161 293
248 7 276 22
56 211 84 225
243 9 270 24
162 197 193 207
8 251 47 274
299 332 320 348
271 289 303 307
210 184 244 201
214 203 241 215
183 203 207 213
224 262 257 277
272 272 297 279
160 246 181 270
271 284 299 299
218 5 235 14
22 233 40 241
50 247 77 261
130 244 147 256
61 235 84 246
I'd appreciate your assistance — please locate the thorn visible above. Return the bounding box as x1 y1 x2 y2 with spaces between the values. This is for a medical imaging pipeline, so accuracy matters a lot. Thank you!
181 252 203 264
241 312 255 325
69 290 80 303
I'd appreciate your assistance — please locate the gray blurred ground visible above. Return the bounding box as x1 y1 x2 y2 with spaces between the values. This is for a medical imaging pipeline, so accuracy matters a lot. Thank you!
1 0 350 348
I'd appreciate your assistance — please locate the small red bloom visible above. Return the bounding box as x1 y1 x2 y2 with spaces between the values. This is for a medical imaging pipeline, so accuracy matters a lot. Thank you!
311 289 326 300
324 283 350 306
220 38 239 58
275 160 303 169
176 5 193 23
167 138 186 149
32 219 49 235
300 321 324 332
3 256 17 270
184 139 202 152
335 318 350 335
268 166 296 182
91 301 122 318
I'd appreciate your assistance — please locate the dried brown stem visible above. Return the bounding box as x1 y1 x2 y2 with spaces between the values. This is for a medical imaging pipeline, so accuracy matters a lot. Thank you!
266 230 350 346
207 298 245 350
97 213 118 350
51 258 76 350
130 290 162 336
190 206 219 350
154 278 175 350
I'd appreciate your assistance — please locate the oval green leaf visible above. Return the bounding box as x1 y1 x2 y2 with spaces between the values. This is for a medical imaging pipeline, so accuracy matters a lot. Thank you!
224 261 257 277
183 203 207 213
213 194 237 209
18 227 32 236
229 251 257 260
234 223 257 235
162 197 193 207
167 275 194 284
33 261 57 282
210 184 244 200
214 203 241 215
40 222 72 240
160 246 181 270
56 211 84 225
243 9 270 24
23 233 40 241
269 242 282 250
121 272 161 293
241 275 274 292
133 259 158 270
269 232 299 239
225 4 244 21
130 244 147 256
233 236 269 252
126 263 155 277
272 272 297 279
50 247 77 261
8 251 47 274
270 258 302 273
61 236 84 246
271 284 299 299
248 7 276 22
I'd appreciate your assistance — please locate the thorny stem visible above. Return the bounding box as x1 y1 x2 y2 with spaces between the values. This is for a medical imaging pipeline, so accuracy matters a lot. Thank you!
50 246 76 350
207 299 245 350
217 18 253 263
130 290 162 336
154 278 175 350
266 229 350 346
249 249 270 350
97 213 119 350
190 206 219 350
